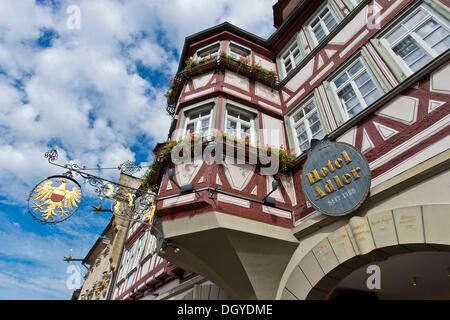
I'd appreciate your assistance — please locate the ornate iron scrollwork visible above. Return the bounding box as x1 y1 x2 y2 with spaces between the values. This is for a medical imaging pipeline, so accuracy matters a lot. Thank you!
118 160 142 175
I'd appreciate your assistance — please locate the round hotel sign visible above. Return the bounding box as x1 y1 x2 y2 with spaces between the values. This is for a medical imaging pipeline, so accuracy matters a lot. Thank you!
301 139 371 216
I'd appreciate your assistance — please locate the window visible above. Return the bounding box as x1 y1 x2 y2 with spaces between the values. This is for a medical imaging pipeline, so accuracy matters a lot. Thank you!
185 107 212 136
130 235 145 270
124 243 136 275
290 97 325 153
381 4 449 74
331 57 383 120
229 42 251 61
118 249 131 280
281 40 303 76
307 4 340 46
226 107 256 144
196 42 220 60
143 232 157 259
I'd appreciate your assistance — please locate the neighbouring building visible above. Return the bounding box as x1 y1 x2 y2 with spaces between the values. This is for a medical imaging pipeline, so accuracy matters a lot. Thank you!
76 173 142 300
112 0 450 300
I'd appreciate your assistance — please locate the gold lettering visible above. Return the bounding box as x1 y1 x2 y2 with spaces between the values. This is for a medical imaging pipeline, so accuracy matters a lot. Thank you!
334 158 343 168
350 167 361 180
342 173 352 184
307 169 321 186
333 175 344 189
341 150 352 164
320 167 328 177
325 180 336 194
315 186 326 200
306 173 315 185
327 160 336 172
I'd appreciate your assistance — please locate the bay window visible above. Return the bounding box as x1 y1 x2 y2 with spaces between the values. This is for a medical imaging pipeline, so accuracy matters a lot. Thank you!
185 107 212 137
228 42 251 62
225 106 256 145
196 42 221 60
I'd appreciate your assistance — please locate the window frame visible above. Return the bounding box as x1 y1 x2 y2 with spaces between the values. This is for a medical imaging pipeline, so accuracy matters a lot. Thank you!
225 107 256 144
118 246 131 280
379 2 450 76
130 235 145 271
221 100 259 146
184 106 213 137
288 94 327 155
305 1 341 48
329 55 384 121
125 242 137 276
194 41 222 62
227 41 252 64
177 98 218 140
278 34 305 79
143 231 157 261
342 0 365 9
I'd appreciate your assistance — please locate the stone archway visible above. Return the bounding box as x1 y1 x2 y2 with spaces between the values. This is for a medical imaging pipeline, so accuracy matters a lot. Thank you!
280 204 450 300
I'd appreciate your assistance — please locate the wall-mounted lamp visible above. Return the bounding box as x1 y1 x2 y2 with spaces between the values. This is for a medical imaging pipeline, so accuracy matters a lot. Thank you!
159 239 180 254
411 277 418 287
262 180 278 205
168 169 202 198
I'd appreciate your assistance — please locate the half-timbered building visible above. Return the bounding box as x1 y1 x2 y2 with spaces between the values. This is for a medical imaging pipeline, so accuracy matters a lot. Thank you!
112 0 450 300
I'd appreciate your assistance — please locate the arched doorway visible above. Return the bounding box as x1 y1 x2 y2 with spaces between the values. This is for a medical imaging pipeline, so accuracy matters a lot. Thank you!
280 204 450 300
328 251 450 299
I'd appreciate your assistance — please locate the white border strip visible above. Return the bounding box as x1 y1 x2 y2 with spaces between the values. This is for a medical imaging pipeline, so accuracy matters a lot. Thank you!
369 114 450 170
217 194 250 208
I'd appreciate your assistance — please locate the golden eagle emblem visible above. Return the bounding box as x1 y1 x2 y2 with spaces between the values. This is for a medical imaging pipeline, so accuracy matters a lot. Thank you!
30 177 82 222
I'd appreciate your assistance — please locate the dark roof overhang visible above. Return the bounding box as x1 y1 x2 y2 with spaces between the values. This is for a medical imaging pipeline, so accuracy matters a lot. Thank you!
176 0 312 74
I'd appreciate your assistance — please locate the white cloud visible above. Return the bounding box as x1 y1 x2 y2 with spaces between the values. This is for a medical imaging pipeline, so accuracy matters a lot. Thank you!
0 0 275 299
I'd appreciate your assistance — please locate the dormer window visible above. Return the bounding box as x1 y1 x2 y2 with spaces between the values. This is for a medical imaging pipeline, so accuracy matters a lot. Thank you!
228 42 251 62
196 42 221 61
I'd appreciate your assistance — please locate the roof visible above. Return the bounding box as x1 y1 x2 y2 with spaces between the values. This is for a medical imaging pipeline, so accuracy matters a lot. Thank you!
83 217 114 264
83 236 108 265
175 0 312 74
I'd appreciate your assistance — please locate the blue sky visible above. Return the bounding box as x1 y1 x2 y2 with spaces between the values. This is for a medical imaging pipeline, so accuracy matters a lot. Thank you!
0 0 275 299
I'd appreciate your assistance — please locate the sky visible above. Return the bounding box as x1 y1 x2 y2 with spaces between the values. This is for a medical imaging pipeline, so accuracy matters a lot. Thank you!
0 0 276 299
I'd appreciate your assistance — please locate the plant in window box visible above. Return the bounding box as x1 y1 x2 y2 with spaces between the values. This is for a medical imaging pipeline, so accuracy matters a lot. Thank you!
254 67 277 86
183 56 199 77
277 145 296 173
164 76 180 104
250 61 277 86
183 54 217 78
